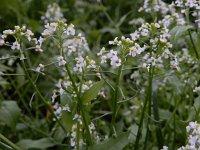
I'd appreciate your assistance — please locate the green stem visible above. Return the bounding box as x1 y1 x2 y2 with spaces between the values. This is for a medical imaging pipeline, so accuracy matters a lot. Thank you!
172 116 176 150
152 91 163 149
185 8 199 60
58 28 93 145
64 63 93 145
143 67 154 150
111 64 123 135
20 58 68 134
143 127 149 150
0 134 22 150
8 76 32 117
188 30 199 60
134 65 153 150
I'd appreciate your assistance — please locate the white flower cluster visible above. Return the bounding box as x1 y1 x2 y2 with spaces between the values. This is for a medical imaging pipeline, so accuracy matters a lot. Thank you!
139 0 187 27
177 48 197 65
52 102 71 120
70 115 85 148
0 26 35 50
41 22 75 37
63 33 89 56
36 20 77 54
52 79 72 101
41 3 66 24
131 22 179 71
98 47 122 67
178 121 200 150
172 0 200 27
73 56 96 73
173 0 199 9
70 120 99 148
159 13 186 27
98 36 133 67
139 0 173 16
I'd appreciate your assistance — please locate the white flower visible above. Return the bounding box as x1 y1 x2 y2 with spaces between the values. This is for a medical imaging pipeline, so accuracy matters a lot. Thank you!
110 55 121 67
193 86 200 93
11 41 20 50
170 57 180 71
57 56 66 66
35 64 45 72
0 39 5 46
89 122 95 130
97 47 106 56
143 63 150 72
107 49 117 58
100 55 107 64
129 43 146 57
41 3 66 24
140 28 149 36
154 23 160 28
41 29 51 36
73 56 86 72
130 31 139 41
87 59 96 69
62 104 71 112
45 22 58 32
26 29 34 41
55 106 62 116
35 37 44 52
161 146 168 150
109 37 120 45
129 46 137 57
73 114 82 122
51 90 57 103
3 30 14 38
65 24 75 36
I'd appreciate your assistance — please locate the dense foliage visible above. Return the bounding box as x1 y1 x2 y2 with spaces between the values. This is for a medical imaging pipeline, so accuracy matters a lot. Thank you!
0 0 200 150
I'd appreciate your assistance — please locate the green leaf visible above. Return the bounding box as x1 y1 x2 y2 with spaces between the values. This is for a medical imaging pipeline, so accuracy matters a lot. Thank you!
60 111 73 132
170 25 194 43
0 101 21 130
17 138 57 150
194 96 200 112
81 80 104 104
88 132 130 150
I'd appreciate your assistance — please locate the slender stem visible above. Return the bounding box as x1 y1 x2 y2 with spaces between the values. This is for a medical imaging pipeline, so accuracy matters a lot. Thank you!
111 64 123 136
64 63 93 145
143 66 154 150
185 8 199 60
20 58 68 134
0 133 22 150
58 26 93 145
188 30 199 60
8 75 32 116
143 128 149 150
152 91 163 149
172 116 176 150
134 65 153 150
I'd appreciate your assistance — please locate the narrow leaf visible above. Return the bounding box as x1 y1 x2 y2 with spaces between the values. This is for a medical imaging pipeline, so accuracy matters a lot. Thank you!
0 101 21 130
170 25 193 43
81 80 104 104
17 138 56 150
